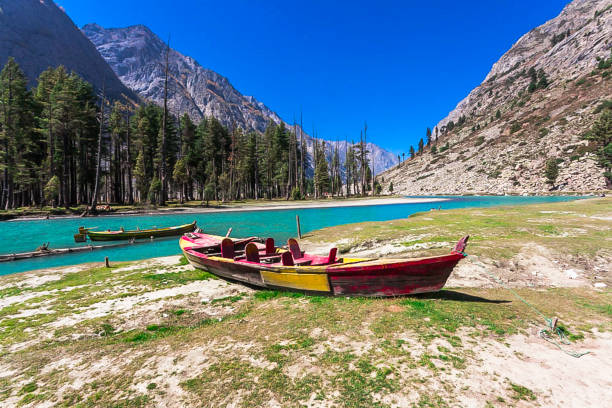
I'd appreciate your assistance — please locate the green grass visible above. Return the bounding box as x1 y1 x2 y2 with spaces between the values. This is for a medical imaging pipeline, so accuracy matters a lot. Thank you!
303 197 612 260
509 382 536 401
0 197 609 406
1 281 609 406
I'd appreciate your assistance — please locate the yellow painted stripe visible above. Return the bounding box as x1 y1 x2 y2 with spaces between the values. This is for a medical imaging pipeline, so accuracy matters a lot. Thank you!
261 271 330 292
179 237 190 250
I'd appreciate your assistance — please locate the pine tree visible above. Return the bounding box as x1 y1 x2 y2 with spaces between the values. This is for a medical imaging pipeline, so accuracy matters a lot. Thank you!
585 109 612 183
544 158 559 187
134 148 147 202
0 58 38 208
409 146 415 159
314 141 330 195
173 157 188 203
418 138 424 155
426 127 432 146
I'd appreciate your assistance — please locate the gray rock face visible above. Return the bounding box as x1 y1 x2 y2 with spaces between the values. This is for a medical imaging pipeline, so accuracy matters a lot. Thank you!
82 23 282 133
0 0 135 101
382 0 611 194
82 23 397 174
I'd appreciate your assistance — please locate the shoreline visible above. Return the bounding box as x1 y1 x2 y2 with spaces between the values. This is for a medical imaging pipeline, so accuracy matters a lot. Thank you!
3 191 603 222
11 196 605 278
7 196 449 222
0 198 608 406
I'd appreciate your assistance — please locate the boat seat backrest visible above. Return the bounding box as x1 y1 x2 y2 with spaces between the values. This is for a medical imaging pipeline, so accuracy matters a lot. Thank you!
221 238 235 259
265 238 275 254
281 251 294 266
245 242 260 263
288 238 302 259
328 247 338 264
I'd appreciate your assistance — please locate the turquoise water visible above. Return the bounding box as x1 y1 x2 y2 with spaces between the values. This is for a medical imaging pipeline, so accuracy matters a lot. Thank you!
0 195 586 275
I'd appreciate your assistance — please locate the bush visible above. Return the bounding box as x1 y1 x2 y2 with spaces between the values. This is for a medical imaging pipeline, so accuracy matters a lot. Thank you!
389 182 394 193
290 186 302 200
475 136 485 146
594 100 612 114
44 176 60 206
510 123 521 134
544 158 559 186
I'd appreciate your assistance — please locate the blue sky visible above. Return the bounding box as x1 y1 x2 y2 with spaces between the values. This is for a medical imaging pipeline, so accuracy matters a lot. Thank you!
58 0 569 154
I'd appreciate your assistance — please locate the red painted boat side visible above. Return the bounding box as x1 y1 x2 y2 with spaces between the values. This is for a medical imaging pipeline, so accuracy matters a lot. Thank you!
326 254 463 296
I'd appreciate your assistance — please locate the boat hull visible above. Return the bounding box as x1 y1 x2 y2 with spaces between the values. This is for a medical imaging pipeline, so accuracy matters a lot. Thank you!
326 254 462 296
181 235 465 297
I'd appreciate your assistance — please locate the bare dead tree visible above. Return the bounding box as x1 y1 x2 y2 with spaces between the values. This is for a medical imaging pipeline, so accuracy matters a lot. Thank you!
299 111 304 194
90 83 106 214
159 35 170 206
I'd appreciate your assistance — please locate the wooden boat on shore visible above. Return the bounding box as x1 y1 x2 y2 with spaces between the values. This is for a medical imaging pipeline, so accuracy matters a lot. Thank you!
82 221 196 242
179 232 469 297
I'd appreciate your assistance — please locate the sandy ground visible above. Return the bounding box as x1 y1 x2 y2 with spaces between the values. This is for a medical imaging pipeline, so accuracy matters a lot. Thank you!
10 197 448 221
1 237 609 406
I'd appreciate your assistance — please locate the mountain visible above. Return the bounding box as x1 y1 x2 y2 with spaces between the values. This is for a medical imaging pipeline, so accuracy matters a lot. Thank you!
0 0 136 101
82 23 397 174
382 0 611 194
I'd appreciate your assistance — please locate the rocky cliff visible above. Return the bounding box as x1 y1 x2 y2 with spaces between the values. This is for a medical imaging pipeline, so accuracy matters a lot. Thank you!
82 23 397 174
0 0 136 101
382 0 611 194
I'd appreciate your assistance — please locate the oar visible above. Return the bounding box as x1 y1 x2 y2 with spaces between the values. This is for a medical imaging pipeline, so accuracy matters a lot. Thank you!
225 227 233 237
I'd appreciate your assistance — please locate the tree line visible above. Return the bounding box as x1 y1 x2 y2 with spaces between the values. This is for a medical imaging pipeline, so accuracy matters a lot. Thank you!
0 58 379 210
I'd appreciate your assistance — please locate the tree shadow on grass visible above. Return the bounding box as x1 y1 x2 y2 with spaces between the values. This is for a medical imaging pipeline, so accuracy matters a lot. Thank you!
411 290 511 304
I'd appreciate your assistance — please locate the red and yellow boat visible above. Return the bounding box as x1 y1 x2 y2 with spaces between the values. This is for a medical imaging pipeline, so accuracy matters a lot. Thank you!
179 232 469 297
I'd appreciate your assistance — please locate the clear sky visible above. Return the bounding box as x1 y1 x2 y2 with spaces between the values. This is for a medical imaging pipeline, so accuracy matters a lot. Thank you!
57 0 569 154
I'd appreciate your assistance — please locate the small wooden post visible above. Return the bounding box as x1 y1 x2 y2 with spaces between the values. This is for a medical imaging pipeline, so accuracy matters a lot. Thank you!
105 256 110 268
296 215 302 239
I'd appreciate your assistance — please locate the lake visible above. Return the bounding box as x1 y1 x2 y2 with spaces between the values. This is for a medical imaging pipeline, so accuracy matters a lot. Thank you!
0 195 586 275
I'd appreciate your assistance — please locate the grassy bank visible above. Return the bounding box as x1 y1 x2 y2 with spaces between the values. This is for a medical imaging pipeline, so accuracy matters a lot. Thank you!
0 198 610 407
304 197 611 260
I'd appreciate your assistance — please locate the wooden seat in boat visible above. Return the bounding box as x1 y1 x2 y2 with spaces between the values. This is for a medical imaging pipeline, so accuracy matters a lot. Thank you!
265 238 275 255
221 238 234 259
281 251 294 266
245 242 260 263
328 247 338 264
288 238 305 259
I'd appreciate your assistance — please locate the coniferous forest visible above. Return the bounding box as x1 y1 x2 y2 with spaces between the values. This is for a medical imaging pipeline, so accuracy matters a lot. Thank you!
0 59 378 210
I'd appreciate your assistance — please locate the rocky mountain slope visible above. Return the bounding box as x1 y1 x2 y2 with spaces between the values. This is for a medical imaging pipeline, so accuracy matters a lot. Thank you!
82 23 397 174
382 0 611 194
0 0 135 101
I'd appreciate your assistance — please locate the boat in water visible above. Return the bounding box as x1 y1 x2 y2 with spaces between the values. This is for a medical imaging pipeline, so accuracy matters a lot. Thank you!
79 221 197 242
179 232 469 297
